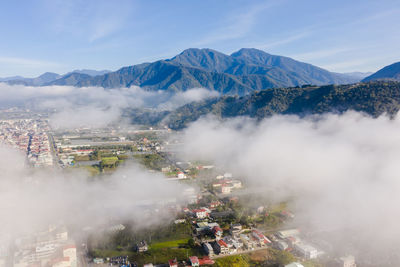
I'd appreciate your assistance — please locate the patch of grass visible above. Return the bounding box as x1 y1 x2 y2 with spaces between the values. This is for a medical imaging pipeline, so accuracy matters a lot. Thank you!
269 202 288 213
101 156 119 165
215 255 250 267
150 238 190 249
73 154 90 161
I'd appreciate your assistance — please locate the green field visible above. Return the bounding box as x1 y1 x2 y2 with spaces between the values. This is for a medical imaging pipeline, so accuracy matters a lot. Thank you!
215 255 250 267
150 238 190 249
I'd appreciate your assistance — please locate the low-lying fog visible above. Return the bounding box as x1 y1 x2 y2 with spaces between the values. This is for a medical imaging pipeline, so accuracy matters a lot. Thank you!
1 82 399 265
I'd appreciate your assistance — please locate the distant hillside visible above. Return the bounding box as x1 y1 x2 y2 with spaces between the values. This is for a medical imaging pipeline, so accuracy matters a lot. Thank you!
45 48 360 95
363 62 400 82
125 81 400 129
342 72 373 80
6 72 61 86
2 69 112 86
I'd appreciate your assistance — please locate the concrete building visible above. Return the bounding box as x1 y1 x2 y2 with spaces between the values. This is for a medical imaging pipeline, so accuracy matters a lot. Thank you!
192 209 208 219
332 255 357 267
294 242 318 259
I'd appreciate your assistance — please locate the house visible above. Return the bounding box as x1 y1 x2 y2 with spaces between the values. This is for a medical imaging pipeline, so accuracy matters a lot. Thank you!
240 234 257 249
209 201 222 209
294 242 319 259
252 229 271 245
198 256 215 265
212 226 223 239
161 166 171 172
174 219 186 224
276 240 289 251
231 180 242 188
189 256 199 267
220 184 233 194
192 209 208 219
168 258 178 267
277 229 300 239
280 210 295 219
223 236 242 252
202 242 214 256
230 224 242 235
286 236 301 246
217 240 229 255
224 173 233 178
63 245 77 267
330 255 357 267
177 172 187 179
136 240 148 252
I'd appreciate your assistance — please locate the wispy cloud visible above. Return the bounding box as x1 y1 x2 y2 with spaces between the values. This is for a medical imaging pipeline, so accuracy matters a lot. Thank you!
0 56 61 68
44 0 134 42
251 30 312 50
194 1 281 46
352 8 400 25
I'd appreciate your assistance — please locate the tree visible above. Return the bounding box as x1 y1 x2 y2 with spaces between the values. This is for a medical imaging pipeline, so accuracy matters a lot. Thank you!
188 238 195 248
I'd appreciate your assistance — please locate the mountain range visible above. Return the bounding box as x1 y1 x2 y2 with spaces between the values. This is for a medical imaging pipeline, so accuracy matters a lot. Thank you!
1 69 111 86
1 48 365 95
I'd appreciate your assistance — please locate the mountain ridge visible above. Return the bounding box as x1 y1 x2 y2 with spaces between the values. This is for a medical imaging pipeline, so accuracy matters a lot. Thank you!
43 48 360 95
124 81 400 129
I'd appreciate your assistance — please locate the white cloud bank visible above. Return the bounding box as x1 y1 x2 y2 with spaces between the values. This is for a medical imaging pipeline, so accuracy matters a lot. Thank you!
0 145 189 237
0 83 218 129
181 112 400 264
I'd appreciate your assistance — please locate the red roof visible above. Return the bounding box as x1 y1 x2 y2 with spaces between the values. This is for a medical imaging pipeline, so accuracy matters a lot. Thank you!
218 239 228 247
212 226 223 233
192 209 207 213
198 256 215 265
168 258 178 266
189 256 199 264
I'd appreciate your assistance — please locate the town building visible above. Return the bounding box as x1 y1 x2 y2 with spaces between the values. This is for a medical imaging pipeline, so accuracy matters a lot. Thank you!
189 256 199 267
192 208 209 219
294 242 319 259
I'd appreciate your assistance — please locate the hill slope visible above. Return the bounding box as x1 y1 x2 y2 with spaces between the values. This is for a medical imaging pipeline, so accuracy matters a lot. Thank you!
363 62 400 82
125 81 400 129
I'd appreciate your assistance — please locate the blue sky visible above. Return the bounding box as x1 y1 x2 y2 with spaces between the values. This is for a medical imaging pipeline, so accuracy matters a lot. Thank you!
0 0 399 77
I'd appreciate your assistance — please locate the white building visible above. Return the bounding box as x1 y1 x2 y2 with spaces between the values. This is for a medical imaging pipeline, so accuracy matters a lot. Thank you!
192 209 208 219
334 255 357 267
294 242 318 259
285 263 305 267
63 245 77 267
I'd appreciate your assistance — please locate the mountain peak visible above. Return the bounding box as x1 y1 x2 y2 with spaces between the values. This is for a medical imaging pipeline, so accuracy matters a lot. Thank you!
231 48 271 57
168 48 233 72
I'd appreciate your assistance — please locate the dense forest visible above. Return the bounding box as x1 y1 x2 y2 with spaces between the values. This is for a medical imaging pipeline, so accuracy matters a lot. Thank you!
126 81 400 129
